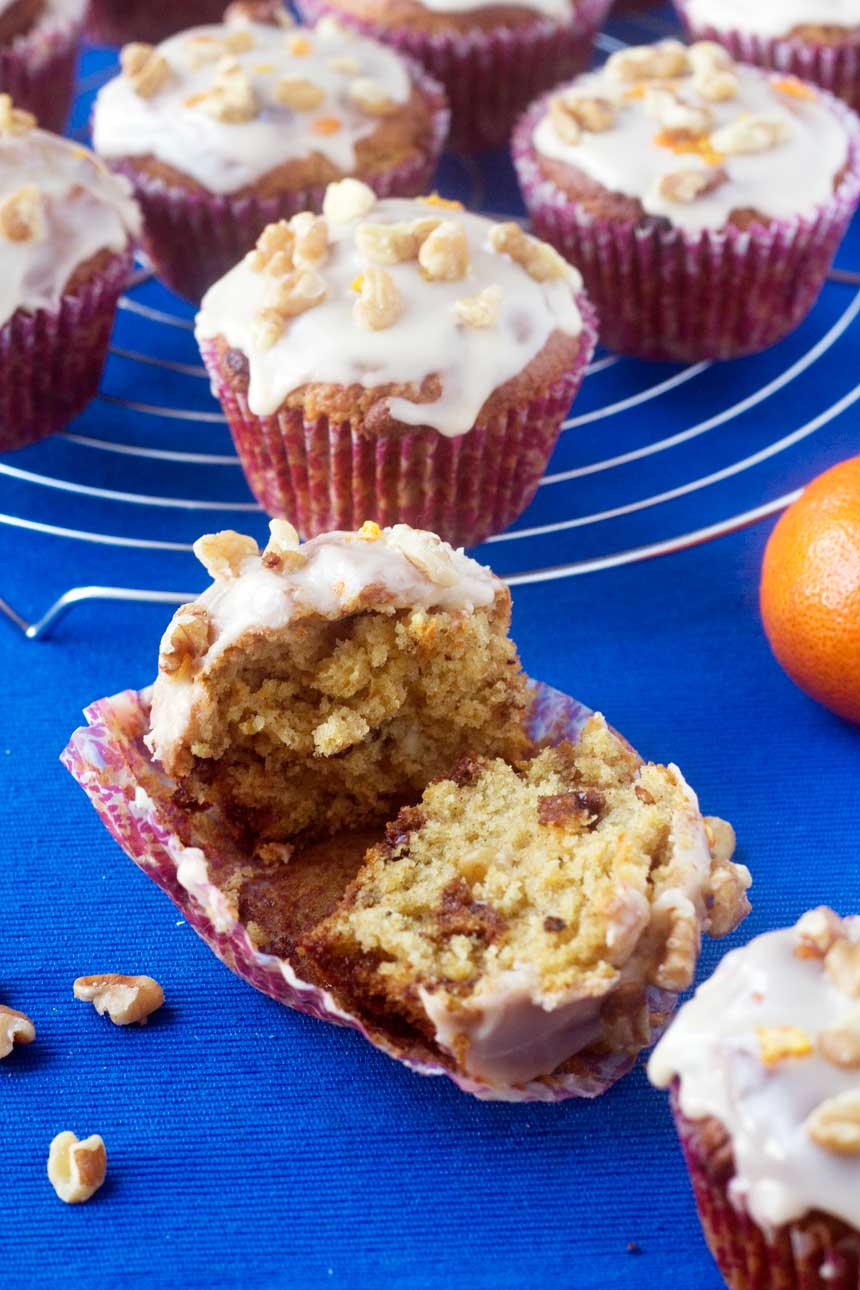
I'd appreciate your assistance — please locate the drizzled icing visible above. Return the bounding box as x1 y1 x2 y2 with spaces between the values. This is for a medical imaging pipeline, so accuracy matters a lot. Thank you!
649 919 860 1232
0 128 140 330
533 52 850 233
91 17 415 195
415 0 572 18
687 0 860 40
195 193 584 436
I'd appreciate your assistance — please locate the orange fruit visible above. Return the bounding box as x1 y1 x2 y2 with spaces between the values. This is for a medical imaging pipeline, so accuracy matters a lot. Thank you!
760 458 860 723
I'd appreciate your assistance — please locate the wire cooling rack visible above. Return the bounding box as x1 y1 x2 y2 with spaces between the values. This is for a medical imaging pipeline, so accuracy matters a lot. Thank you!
2 4 860 640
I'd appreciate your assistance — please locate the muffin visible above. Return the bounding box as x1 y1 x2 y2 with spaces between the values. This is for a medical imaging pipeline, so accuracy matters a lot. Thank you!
292 0 614 152
91 9 449 300
0 0 86 132
64 519 750 1097
650 909 860 1290
195 184 596 545
86 0 231 46
674 0 860 112
0 99 140 453
513 40 860 361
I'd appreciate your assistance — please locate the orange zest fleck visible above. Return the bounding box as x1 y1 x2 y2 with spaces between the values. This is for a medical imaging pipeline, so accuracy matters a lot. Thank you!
351 274 364 293
312 116 341 135
288 35 312 56
653 129 725 166
422 193 464 210
253 63 275 74
756 1025 813 1067
358 520 382 541
623 83 646 101
772 76 818 101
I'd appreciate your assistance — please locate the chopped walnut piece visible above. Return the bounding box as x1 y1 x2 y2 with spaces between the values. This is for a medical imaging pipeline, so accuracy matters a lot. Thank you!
756 1024 813 1066
349 76 397 116
409 215 442 248
658 167 727 204
818 1014 860 1069
703 820 751 938
197 58 258 123
648 895 700 992
488 222 572 283
261 517 307 571
826 939 860 997
247 220 295 275
328 54 360 75
322 177 376 223
276 76 325 111
268 265 328 317
183 33 224 69
549 91 616 144
710 114 791 155
290 212 328 266
223 27 255 53
0 94 35 135
454 285 503 329
689 43 739 102
47 1132 107 1205
807 1091 860 1155
386 526 459 586
121 42 170 98
73 974 164 1025
0 1006 35 1059
418 221 469 282
353 264 402 330
645 86 714 135
606 40 690 83
194 530 259 579
158 604 210 674
355 220 416 265
252 308 287 350
793 907 845 960
0 184 44 243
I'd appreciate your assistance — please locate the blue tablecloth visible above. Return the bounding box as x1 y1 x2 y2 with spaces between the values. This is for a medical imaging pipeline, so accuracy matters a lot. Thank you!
2 6 859 1287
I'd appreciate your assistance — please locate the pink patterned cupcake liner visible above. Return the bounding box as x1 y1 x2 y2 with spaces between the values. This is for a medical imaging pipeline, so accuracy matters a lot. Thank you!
512 84 860 362
62 679 678 1103
674 0 860 112
0 247 132 454
106 63 449 302
670 1088 860 1290
199 296 597 546
0 0 86 133
86 0 229 46
294 0 614 152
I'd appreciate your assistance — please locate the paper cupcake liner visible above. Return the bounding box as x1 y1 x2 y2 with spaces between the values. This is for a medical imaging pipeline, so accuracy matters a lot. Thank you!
199 299 596 546
86 0 229 46
674 0 860 111
107 64 449 302
295 0 613 152
0 247 132 454
62 679 679 1103
512 86 860 362
0 0 85 132
670 1090 860 1290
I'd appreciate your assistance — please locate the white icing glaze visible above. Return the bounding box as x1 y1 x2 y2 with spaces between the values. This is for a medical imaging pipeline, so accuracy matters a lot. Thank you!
195 195 584 436
649 920 860 1232
687 0 860 40
416 0 572 20
92 18 415 195
533 56 850 233
146 523 502 770
0 129 140 330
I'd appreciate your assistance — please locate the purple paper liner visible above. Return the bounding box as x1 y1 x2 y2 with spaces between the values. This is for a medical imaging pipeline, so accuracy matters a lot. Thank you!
0 0 85 133
0 247 132 453
199 295 597 546
512 80 860 362
294 0 613 152
673 0 860 111
86 0 229 45
104 63 449 302
61 679 679 1102
670 1088 860 1289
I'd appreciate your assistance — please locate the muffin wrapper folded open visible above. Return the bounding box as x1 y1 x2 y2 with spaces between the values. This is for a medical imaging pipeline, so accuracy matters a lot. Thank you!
294 0 613 152
62 680 678 1103
0 246 132 453
1 0 85 132
86 0 229 46
199 300 596 546
670 1089 860 1290
673 0 860 111
512 89 860 362
108 65 449 302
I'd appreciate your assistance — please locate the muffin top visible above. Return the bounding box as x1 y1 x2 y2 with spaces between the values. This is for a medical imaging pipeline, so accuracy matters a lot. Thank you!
685 0 860 40
650 909 860 1231
531 41 852 233
195 184 585 435
0 99 140 328
92 14 425 195
331 0 575 21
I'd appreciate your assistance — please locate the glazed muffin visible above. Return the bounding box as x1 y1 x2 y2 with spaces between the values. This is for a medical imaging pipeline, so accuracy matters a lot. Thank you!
0 0 86 132
195 183 596 545
292 0 614 151
674 0 860 112
303 720 752 1087
0 98 140 452
513 40 860 361
91 9 449 300
650 909 860 1290
86 0 232 46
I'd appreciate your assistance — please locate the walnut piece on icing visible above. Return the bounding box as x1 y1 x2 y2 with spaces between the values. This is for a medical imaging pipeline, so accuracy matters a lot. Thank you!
488 222 572 284
689 41 739 102
322 177 376 223
454 285 503 329
418 221 469 282
0 1005 35 1059
710 114 791 156
356 221 417 266
291 212 329 267
826 939 860 998
658 167 727 204
223 27 255 54
262 518 307 572
328 54 361 75
549 92 616 145
158 603 210 675
818 1014 860 1069
194 530 259 579
196 58 258 123
794 907 846 960
0 184 44 243
276 76 325 112
0 94 35 136
606 40 690 84
248 220 296 275
756 1024 814 1066
47 1132 107 1205
353 264 402 331
645 86 714 136
386 525 459 587
349 77 397 117
121 42 170 99
807 1090 860 1156
73 974 164 1025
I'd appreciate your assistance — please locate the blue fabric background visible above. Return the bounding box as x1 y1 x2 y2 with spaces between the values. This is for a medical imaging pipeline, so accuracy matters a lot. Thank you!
1 6 859 1287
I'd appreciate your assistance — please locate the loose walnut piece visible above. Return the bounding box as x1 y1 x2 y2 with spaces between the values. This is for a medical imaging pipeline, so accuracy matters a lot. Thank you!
47 1132 107 1204
658 167 727 205
74 974 164 1025
276 76 325 111
248 220 295 275
194 530 259 579
645 86 713 135
818 1014 860 1069
322 177 376 223
349 77 397 117
454 285 503 329
703 818 751 937
826 939 860 998
197 58 257 123
710 114 791 155
550 92 616 144
0 94 36 135
418 221 469 282
158 604 209 674
648 895 700 992
0 184 44 243
807 1091 860 1155
387 526 459 586
0 1006 35 1059
794 907 845 960
355 221 416 266
121 42 170 98
261 517 307 572
489 222 572 283
353 264 402 331
606 40 690 83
